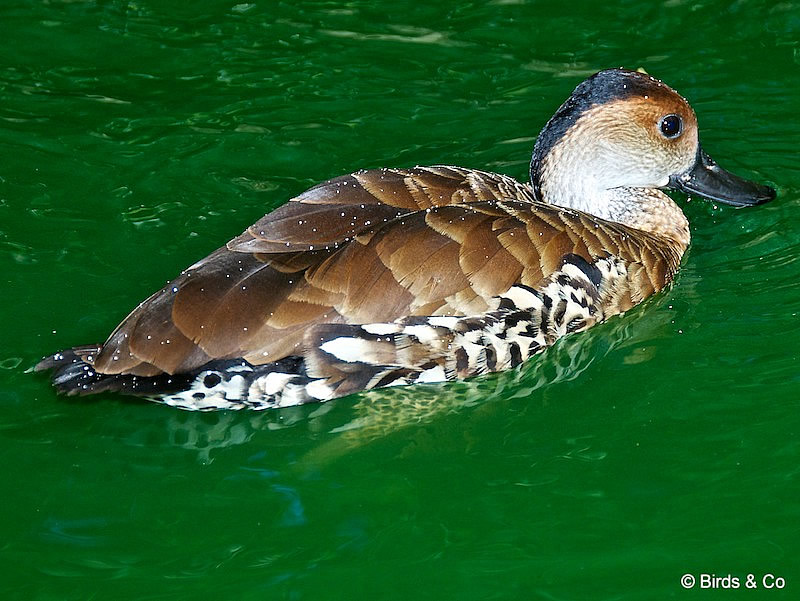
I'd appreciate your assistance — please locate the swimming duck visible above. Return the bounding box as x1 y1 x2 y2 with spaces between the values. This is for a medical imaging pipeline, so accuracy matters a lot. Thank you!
37 68 775 410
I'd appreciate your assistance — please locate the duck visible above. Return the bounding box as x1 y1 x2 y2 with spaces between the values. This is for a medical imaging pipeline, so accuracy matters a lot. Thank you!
36 68 776 411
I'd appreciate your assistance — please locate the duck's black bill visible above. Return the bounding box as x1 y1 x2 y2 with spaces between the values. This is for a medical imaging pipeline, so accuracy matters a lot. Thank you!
669 147 775 207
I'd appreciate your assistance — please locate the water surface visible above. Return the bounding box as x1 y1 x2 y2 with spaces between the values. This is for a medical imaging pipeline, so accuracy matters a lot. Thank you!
1 1 798 599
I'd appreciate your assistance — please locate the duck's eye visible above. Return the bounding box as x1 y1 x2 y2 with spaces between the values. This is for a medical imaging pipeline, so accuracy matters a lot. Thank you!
659 114 683 139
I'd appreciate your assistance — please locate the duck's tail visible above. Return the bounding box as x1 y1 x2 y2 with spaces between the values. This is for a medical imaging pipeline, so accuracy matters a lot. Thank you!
35 348 316 410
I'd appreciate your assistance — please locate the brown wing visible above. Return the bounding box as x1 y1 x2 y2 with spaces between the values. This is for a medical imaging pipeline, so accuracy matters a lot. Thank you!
226 165 536 253
91 167 680 377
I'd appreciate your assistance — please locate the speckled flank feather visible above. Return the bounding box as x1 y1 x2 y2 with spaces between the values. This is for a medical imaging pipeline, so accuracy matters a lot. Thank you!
148 255 624 410
301 257 624 394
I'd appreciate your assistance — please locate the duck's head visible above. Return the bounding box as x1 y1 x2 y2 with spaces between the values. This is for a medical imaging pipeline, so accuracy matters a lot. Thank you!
530 69 775 244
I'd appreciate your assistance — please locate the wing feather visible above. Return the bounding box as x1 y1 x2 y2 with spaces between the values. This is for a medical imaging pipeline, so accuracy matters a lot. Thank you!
87 167 679 376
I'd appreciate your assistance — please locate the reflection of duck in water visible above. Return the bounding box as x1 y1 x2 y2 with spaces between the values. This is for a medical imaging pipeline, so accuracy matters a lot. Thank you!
38 68 775 410
155 331 603 465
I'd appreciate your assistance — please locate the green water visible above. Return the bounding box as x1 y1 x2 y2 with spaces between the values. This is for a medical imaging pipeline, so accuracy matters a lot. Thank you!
1 1 798 599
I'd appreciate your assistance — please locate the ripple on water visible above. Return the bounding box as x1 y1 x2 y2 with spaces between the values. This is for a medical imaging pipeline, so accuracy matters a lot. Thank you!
121 201 185 228
0 357 23 370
